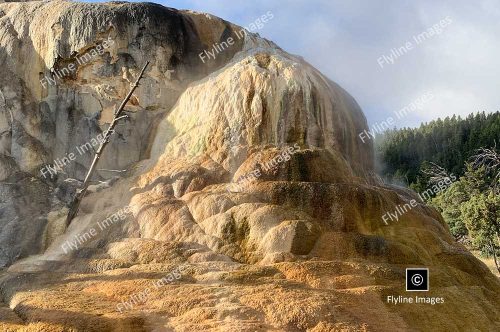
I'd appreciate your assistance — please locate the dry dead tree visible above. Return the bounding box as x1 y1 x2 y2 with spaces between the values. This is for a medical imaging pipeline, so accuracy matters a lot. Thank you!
420 161 453 185
471 145 500 171
65 61 149 226
470 143 500 190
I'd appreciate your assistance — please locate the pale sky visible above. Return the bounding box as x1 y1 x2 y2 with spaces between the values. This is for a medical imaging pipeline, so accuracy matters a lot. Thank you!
82 0 500 128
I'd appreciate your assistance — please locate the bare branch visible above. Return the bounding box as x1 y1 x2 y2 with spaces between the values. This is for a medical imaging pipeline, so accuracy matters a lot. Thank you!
65 61 150 226
420 162 453 185
470 147 500 171
470 143 500 192
115 115 130 122
97 168 127 173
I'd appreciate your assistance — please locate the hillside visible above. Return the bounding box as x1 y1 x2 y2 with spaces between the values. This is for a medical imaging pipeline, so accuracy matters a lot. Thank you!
375 111 500 189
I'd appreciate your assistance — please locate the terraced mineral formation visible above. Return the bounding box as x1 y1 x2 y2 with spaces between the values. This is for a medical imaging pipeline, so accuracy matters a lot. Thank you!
0 1 498 331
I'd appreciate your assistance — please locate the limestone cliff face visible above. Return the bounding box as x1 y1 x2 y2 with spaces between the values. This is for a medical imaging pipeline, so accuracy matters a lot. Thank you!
0 1 498 331
0 0 244 267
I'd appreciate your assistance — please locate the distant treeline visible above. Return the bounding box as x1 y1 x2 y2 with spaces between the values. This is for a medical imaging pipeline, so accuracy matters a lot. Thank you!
375 111 500 190
376 111 500 272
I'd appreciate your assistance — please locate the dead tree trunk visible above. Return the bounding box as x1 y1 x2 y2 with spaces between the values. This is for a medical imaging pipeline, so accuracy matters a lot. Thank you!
65 61 149 226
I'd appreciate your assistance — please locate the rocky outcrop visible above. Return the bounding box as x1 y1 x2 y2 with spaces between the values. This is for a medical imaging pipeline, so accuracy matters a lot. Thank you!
0 1 498 331
0 0 244 267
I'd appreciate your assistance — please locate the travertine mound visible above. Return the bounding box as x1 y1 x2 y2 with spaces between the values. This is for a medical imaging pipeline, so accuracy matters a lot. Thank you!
0 0 244 267
0 1 498 331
